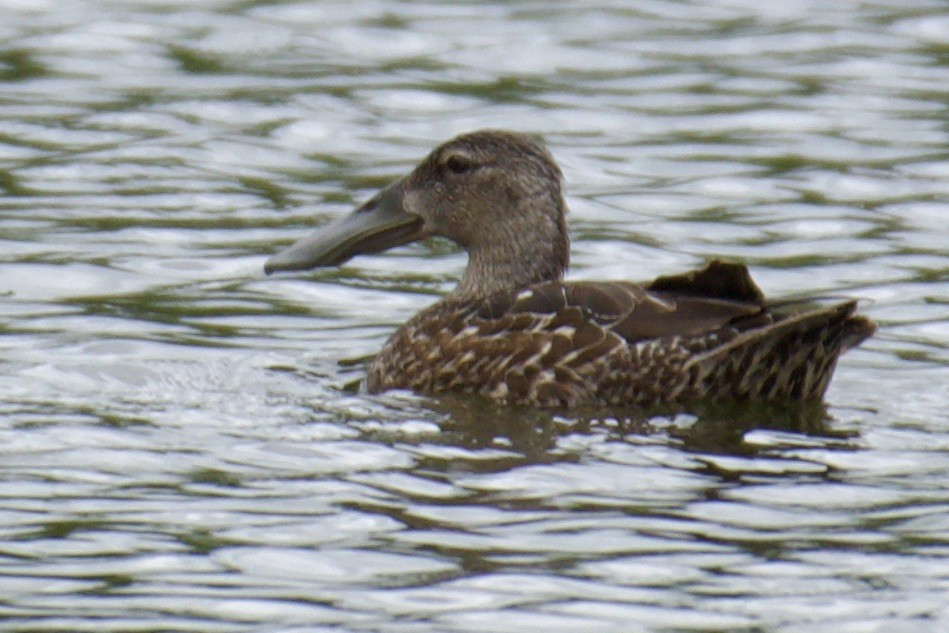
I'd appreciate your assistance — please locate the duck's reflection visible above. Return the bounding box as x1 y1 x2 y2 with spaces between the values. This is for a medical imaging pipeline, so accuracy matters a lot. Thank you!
424 394 855 460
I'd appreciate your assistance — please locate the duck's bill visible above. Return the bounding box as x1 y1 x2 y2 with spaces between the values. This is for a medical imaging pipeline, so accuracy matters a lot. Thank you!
264 180 424 274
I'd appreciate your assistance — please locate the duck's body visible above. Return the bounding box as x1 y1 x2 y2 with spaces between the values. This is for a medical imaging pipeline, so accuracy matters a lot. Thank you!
366 265 871 409
266 130 874 410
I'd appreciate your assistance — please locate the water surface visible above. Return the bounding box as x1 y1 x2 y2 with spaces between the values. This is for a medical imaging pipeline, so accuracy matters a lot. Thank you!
1 1 947 631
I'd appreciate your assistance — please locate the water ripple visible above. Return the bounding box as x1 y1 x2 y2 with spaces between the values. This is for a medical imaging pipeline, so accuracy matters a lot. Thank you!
0 0 946 631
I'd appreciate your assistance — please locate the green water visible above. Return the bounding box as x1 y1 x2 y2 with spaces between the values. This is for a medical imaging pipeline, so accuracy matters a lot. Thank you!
0 1 946 631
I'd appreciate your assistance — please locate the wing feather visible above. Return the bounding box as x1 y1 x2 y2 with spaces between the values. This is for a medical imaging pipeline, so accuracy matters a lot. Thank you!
491 260 767 345
367 260 872 406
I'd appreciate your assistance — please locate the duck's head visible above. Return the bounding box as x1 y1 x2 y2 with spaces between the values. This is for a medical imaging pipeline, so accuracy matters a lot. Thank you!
265 129 569 298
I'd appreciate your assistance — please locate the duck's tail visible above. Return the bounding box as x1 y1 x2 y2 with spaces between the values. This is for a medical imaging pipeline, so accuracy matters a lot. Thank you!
686 301 875 401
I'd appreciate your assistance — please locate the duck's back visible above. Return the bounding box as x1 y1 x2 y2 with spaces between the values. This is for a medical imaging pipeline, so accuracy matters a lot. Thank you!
366 261 874 409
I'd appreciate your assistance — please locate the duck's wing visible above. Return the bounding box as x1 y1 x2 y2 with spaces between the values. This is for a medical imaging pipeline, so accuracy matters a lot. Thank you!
487 260 770 344
370 260 872 407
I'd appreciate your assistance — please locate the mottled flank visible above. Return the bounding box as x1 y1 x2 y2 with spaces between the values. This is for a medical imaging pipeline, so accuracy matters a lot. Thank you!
267 130 875 409
367 262 875 408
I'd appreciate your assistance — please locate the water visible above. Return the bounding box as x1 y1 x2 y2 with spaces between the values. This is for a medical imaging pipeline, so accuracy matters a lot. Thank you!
1 0 947 630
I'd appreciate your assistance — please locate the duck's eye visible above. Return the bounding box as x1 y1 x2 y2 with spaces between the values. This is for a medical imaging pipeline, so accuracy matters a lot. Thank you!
444 153 473 174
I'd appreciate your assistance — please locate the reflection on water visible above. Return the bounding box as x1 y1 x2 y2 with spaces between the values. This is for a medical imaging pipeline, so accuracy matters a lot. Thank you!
0 0 947 631
428 396 848 460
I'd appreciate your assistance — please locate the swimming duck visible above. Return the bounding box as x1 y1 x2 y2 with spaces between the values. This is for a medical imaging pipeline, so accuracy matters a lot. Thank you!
266 130 874 409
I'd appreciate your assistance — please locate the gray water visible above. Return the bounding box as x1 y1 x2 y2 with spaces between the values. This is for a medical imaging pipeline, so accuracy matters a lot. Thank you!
1 1 948 631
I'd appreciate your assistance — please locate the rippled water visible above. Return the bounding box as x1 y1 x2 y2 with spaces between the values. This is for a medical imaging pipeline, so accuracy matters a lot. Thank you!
1 0 947 630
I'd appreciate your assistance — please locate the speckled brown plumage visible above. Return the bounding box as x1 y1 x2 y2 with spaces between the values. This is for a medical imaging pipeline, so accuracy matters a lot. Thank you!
366 261 874 408
266 129 875 409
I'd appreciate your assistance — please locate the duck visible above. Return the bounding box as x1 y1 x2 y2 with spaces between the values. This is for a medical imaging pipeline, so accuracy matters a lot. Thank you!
265 129 875 410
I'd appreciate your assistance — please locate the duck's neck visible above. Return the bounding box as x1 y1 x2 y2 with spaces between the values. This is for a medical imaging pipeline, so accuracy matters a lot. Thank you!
452 203 569 300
